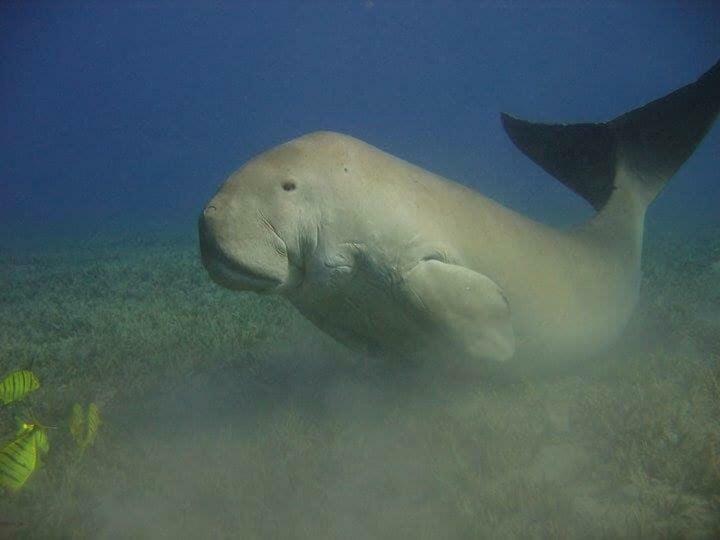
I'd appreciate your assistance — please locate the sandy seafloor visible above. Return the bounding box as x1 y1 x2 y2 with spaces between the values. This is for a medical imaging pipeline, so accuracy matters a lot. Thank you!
0 221 718 539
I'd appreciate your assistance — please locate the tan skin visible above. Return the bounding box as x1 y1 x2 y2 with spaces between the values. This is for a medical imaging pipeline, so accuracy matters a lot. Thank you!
199 132 645 374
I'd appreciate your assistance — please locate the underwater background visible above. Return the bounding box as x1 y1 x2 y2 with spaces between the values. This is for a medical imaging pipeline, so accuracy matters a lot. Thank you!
1 1 719 538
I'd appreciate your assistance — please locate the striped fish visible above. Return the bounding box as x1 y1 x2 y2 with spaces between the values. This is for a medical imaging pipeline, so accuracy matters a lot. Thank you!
70 403 101 451
86 404 101 445
0 427 46 491
0 370 40 405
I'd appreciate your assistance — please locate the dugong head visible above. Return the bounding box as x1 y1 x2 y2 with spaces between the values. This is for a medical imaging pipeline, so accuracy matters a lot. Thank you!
199 132 350 294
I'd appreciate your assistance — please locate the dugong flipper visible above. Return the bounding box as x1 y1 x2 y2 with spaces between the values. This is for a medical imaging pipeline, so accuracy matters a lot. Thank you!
401 260 515 362
199 59 719 374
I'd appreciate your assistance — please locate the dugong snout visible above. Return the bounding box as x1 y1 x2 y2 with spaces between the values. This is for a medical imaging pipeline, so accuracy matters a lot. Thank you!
197 211 233 281
197 202 291 293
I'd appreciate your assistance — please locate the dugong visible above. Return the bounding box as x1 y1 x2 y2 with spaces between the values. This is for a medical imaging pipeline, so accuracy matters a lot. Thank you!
199 60 719 374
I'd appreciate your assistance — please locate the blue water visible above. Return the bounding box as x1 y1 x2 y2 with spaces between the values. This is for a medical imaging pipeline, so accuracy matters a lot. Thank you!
2 1 718 237
2 3 720 537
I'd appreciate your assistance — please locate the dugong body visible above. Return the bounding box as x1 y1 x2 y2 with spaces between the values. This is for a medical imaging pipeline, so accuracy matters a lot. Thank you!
199 60 719 374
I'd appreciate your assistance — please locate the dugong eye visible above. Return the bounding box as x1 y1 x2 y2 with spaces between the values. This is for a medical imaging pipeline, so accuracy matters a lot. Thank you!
281 180 296 192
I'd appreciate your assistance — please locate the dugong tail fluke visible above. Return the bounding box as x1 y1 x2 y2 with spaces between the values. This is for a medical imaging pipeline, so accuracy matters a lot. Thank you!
501 59 720 211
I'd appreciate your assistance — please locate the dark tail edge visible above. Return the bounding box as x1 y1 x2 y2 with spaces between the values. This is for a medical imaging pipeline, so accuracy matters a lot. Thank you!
501 59 720 211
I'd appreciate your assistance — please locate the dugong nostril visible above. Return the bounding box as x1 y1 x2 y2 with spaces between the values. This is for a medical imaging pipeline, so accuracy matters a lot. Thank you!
203 204 217 217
